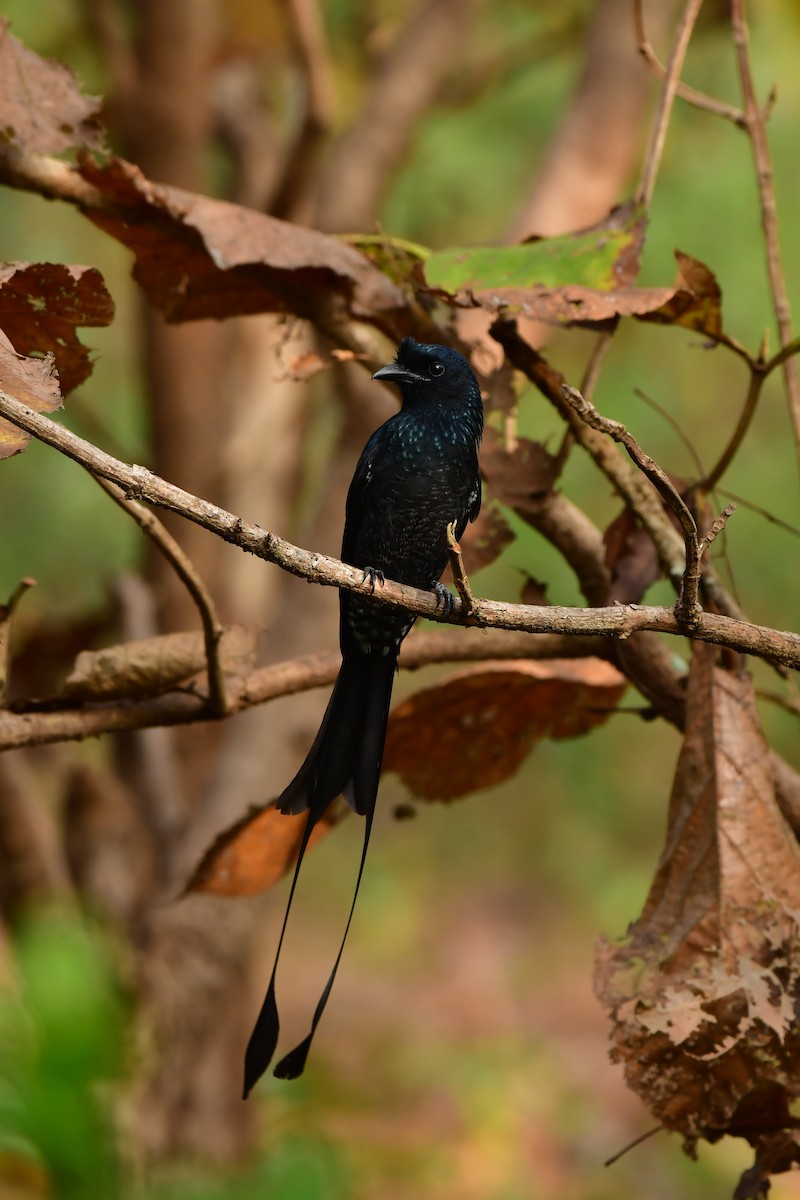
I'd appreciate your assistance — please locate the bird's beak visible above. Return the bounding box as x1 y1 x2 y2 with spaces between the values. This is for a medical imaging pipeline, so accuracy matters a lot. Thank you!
372 363 427 385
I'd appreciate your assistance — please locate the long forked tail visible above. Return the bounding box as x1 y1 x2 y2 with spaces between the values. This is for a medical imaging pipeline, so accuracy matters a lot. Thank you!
242 648 396 1097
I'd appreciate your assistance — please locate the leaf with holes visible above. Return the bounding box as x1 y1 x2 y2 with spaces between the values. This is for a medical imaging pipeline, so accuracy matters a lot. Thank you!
595 643 800 1189
0 263 114 394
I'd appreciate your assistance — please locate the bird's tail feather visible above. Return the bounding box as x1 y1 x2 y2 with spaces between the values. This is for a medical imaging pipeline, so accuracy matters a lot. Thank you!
242 649 396 1096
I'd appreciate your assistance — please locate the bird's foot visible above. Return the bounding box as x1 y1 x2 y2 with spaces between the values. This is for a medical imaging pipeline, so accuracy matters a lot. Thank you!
360 566 386 593
433 581 455 617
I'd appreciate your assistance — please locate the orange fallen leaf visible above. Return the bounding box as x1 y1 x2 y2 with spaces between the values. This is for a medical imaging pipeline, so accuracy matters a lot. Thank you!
185 800 345 898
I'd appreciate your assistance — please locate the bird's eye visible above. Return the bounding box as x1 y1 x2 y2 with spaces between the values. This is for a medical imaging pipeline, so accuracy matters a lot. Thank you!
429 361 445 377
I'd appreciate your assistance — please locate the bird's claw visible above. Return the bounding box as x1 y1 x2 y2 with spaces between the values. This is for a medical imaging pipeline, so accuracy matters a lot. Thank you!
433 582 455 616
360 566 386 593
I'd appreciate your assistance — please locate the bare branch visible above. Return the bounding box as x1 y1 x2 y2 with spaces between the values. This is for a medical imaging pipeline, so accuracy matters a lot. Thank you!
635 0 705 209
731 0 800 460
270 0 335 219
0 629 605 752
561 383 703 626
0 389 798 674
491 319 750 626
701 367 765 492
93 477 230 715
446 520 476 613
0 579 36 704
633 0 746 128
313 0 482 232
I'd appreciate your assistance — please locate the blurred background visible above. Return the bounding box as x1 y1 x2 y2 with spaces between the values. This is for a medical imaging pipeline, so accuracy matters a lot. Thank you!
1 0 799 1196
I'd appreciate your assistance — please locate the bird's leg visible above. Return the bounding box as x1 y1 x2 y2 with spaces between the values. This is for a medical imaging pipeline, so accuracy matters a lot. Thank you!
359 566 386 593
433 581 455 617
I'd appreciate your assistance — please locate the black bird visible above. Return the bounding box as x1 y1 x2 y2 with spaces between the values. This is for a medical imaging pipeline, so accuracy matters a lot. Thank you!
243 338 483 1096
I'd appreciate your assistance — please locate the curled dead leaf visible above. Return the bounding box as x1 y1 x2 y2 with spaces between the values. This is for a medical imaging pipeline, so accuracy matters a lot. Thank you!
78 156 408 326
383 658 626 802
0 329 61 459
595 643 800 1186
0 21 106 156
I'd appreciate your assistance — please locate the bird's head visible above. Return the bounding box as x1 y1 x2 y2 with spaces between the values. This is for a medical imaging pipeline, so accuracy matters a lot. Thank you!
373 338 482 416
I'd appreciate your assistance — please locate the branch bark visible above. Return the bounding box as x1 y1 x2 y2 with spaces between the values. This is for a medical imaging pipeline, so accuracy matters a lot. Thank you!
1 389 798 672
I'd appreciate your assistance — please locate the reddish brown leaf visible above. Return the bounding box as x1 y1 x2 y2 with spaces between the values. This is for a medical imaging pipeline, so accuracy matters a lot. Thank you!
595 643 800 1168
480 427 560 521
186 800 345 897
603 507 660 604
520 575 549 606
0 21 106 155
78 156 408 325
0 262 115 393
0 329 61 458
457 501 514 574
383 658 626 802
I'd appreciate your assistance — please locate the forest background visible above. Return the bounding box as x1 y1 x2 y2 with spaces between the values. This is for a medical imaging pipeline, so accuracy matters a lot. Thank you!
1 1 800 1198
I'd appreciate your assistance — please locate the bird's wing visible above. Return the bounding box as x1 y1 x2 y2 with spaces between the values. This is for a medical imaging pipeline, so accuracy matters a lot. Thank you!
341 425 385 565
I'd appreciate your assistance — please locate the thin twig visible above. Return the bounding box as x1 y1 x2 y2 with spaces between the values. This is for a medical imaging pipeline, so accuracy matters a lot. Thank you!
699 503 736 553
635 0 705 209
604 1123 664 1167
446 520 476 613
270 0 334 218
634 386 706 478
93 476 230 715
715 487 800 541
0 389 797 673
561 383 703 625
491 320 750 624
633 0 746 127
702 366 766 492
0 578 36 705
731 0 800 461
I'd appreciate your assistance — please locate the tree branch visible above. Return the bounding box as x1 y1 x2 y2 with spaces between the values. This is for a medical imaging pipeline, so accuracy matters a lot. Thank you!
93 477 230 715
0 629 605 752
633 0 746 128
731 0 800 460
0 389 798 673
635 0 704 209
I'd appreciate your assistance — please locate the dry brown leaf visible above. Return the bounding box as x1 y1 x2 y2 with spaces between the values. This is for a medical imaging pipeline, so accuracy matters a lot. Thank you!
383 658 626 802
603 507 660 604
0 262 114 393
640 250 723 338
0 20 106 156
0 329 61 458
78 156 408 325
63 627 257 701
457 501 514 574
463 250 731 345
595 642 800 1173
480 427 560 520
185 800 346 897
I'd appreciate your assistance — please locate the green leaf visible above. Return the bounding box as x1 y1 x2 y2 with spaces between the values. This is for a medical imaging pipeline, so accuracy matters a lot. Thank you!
425 208 645 294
